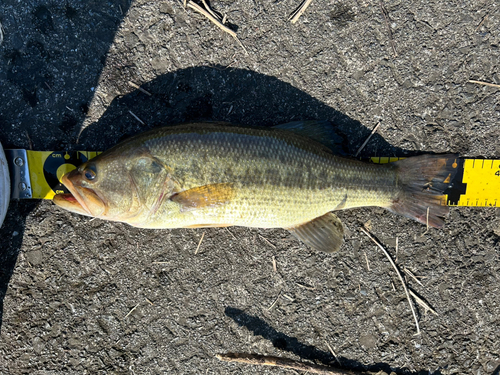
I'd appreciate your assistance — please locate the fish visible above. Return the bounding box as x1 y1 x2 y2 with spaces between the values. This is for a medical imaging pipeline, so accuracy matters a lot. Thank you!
53 121 458 253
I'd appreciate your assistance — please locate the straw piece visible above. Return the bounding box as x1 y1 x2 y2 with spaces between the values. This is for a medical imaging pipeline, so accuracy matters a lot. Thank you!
201 0 222 22
217 353 368 374
404 268 423 287
267 290 282 310
289 0 314 24
128 81 152 96
359 228 420 335
128 110 146 125
186 1 247 54
475 14 488 31
325 341 341 365
195 232 205 254
380 1 397 57
409 289 438 316
355 122 381 157
124 303 140 319
468 80 500 89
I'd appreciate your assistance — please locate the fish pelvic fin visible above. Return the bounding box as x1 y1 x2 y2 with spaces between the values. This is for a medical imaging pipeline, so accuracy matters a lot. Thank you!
389 154 459 228
286 212 344 253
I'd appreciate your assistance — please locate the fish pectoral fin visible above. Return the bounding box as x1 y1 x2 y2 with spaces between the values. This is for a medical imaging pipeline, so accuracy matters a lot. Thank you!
170 183 235 212
286 212 344 253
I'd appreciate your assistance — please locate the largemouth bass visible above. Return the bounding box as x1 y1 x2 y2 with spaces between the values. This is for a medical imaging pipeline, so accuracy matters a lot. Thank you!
53 122 458 252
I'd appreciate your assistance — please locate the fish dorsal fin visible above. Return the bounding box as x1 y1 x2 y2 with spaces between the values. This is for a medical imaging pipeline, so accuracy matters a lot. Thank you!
272 120 346 154
286 212 344 253
170 183 235 212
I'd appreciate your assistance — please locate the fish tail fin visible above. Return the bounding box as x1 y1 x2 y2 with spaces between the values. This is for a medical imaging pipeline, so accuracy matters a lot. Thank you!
389 154 459 228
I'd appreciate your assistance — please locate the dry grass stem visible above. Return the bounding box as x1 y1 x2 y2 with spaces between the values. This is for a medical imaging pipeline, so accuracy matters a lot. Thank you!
259 234 276 249
325 341 341 365
128 81 152 96
395 236 399 262
267 290 282 310
124 303 140 319
201 0 222 22
152 261 169 264
289 0 314 24
25 131 33 150
363 219 372 231
409 289 438 316
226 227 237 239
296 282 315 290
364 252 371 271
0 21 3 46
186 1 247 54
145 298 154 305
187 1 230 33
475 14 488 31
404 268 423 287
216 353 366 374
380 1 397 57
282 294 294 301
468 79 500 89
128 110 146 125
360 228 420 335
195 232 206 254
272 256 277 272
355 122 381 157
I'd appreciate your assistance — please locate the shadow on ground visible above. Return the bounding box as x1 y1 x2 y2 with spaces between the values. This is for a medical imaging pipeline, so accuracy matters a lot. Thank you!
225 307 444 375
77 66 411 158
0 0 132 331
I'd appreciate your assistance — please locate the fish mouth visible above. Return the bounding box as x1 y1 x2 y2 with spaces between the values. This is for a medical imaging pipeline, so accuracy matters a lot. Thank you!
53 173 105 217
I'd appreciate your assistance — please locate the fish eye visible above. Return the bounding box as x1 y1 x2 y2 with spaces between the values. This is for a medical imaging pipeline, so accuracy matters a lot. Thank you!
83 164 97 181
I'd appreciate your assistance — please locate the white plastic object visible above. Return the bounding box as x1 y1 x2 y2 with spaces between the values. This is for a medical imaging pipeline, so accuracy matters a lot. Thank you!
0 142 10 229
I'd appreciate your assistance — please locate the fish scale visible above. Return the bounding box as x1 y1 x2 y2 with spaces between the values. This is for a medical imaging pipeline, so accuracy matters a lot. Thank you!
137 125 397 228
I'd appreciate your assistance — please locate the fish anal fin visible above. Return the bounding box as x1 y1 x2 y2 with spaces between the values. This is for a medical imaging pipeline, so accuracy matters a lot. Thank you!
286 212 344 253
170 183 235 212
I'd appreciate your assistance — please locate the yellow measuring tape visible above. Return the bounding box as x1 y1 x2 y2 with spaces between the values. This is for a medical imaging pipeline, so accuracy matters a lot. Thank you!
452 159 500 207
19 151 500 207
26 151 101 200
369 156 500 207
